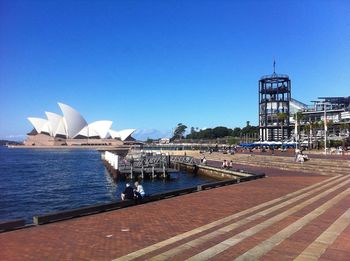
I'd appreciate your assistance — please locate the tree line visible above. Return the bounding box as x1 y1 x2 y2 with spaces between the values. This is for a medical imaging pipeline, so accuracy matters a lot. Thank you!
171 122 259 141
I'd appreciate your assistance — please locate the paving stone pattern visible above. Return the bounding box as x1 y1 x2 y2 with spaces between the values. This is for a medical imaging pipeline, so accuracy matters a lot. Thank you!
0 153 349 261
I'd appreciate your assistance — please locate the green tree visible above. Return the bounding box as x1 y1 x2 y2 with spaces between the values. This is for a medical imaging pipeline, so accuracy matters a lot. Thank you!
339 122 350 149
326 120 333 134
228 136 239 145
190 127 195 135
340 122 349 136
304 123 311 148
232 127 241 137
293 111 304 123
241 124 259 143
146 138 155 144
172 123 187 140
293 111 304 144
277 112 288 141
309 121 319 149
212 126 232 138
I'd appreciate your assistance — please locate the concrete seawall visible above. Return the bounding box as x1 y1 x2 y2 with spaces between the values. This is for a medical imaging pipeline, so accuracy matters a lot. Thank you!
172 162 264 181
7 145 131 151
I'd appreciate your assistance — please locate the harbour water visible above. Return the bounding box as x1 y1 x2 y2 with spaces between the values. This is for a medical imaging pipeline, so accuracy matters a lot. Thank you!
0 147 215 223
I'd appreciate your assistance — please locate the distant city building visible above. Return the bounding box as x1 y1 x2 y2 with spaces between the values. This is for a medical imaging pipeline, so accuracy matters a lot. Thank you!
159 138 170 144
25 102 136 146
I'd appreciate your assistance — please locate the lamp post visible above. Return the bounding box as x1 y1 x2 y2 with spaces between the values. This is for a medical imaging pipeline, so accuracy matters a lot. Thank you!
324 104 327 155
294 111 299 151
321 102 331 155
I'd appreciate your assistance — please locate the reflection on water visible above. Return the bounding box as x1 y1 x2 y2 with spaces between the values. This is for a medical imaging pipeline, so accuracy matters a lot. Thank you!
0 147 215 223
104 168 118 200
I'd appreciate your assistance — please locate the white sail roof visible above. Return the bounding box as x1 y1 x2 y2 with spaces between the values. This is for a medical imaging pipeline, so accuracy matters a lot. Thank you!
45 112 66 137
108 129 119 139
109 129 136 141
89 120 113 138
27 102 135 140
77 125 96 137
55 120 68 137
58 102 88 138
77 121 112 138
27 117 50 134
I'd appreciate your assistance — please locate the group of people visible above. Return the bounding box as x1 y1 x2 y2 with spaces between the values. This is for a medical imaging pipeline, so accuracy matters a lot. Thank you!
201 156 235 169
295 149 309 163
222 159 234 169
121 181 145 202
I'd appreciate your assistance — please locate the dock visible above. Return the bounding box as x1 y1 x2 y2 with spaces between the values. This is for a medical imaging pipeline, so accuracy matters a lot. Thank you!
103 163 179 180
101 151 195 180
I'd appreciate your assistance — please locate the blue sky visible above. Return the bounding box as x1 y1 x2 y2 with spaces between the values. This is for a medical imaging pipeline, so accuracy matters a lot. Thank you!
1 0 349 141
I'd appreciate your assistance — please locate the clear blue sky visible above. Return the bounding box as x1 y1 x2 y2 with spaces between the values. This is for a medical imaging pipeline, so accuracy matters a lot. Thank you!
1 0 349 140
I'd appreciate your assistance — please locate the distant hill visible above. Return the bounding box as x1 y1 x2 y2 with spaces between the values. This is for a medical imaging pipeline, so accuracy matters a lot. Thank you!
0 140 23 146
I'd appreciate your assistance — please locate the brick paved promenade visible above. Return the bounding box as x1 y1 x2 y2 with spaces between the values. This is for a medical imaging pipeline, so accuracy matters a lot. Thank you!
1 153 349 260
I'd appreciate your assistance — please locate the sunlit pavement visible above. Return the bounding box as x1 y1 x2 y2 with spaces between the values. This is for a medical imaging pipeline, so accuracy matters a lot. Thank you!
1 155 349 261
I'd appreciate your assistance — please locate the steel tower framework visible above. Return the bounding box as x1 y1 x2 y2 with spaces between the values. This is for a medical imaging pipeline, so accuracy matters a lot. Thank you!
259 73 291 141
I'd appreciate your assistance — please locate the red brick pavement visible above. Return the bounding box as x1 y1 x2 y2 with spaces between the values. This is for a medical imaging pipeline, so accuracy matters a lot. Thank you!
318 214 350 261
0 165 348 261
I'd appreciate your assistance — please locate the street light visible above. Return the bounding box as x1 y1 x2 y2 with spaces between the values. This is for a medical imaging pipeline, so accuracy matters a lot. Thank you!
321 102 331 154
294 111 299 151
311 101 331 154
324 104 327 154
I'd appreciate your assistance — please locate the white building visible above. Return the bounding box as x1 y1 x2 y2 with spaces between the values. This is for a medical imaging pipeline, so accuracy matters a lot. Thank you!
25 102 136 146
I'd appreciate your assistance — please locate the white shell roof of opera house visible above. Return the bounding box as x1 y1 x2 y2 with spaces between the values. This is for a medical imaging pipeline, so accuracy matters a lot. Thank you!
27 102 135 141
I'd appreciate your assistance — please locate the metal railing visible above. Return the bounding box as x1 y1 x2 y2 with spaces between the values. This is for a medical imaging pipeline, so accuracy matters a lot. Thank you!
170 155 195 165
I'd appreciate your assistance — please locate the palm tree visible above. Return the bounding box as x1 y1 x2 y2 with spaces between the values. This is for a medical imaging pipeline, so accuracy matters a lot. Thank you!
304 123 311 149
310 121 318 149
293 112 304 147
327 120 334 135
277 112 288 141
339 122 349 150
293 111 304 124
339 122 349 137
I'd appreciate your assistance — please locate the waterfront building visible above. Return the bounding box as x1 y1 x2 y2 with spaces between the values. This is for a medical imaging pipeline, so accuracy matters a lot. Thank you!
258 66 349 145
295 97 350 125
259 71 291 141
291 97 350 148
25 102 136 146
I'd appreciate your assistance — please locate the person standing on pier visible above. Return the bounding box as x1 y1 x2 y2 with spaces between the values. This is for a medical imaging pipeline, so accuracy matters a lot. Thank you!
134 181 145 203
202 156 207 165
222 160 228 169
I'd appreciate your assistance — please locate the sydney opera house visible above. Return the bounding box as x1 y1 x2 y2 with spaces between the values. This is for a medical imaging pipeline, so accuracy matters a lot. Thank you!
24 102 136 146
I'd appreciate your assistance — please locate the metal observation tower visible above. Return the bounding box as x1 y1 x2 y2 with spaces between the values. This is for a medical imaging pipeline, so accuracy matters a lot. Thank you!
259 62 291 141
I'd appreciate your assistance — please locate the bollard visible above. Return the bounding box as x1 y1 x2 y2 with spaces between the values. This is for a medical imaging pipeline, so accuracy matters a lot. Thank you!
141 165 144 179
152 166 155 179
130 166 133 180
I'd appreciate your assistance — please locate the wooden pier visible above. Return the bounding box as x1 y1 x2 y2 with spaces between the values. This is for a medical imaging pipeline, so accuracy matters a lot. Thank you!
103 162 179 180
101 151 188 180
101 151 262 182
